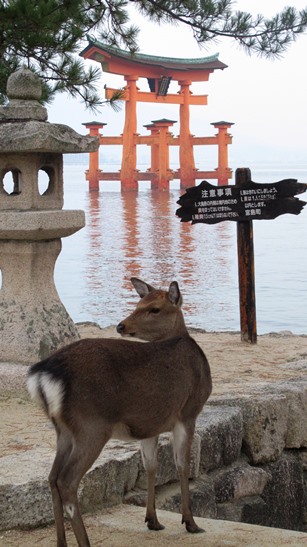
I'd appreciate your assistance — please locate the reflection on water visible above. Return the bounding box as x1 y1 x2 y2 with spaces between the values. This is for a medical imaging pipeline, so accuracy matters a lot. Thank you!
79 188 239 331
56 164 307 334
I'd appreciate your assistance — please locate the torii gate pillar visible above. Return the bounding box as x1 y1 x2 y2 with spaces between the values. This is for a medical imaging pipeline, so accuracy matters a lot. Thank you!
212 121 233 186
82 121 106 191
179 80 196 188
120 75 138 190
143 123 160 189
152 118 176 191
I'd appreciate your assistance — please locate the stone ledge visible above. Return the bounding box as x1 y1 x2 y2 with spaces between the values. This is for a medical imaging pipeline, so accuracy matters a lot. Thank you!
209 378 307 464
2 504 307 546
1 376 307 532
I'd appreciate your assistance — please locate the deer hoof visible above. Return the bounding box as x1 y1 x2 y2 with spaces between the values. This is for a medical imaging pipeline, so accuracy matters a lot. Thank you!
185 522 205 534
146 517 165 531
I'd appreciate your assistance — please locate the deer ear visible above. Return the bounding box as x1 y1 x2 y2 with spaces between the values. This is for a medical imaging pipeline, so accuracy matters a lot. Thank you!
131 278 156 298
168 281 182 307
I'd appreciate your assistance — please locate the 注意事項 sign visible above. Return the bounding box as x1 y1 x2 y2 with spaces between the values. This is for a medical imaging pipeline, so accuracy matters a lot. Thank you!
176 179 307 224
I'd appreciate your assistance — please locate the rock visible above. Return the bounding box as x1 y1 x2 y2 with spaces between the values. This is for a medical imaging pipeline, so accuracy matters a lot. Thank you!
210 393 289 464
212 461 271 503
0 479 53 529
262 381 307 448
80 449 140 512
196 405 243 471
136 432 201 489
157 476 217 519
262 452 304 530
217 495 269 526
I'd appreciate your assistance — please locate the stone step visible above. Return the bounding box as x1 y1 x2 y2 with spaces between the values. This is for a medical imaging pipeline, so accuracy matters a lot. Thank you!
1 504 307 546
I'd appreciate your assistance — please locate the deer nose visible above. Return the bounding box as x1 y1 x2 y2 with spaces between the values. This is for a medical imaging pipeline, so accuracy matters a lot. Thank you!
116 322 125 334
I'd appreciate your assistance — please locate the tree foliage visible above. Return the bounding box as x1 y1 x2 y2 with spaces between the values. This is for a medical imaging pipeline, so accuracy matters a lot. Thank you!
1 0 307 109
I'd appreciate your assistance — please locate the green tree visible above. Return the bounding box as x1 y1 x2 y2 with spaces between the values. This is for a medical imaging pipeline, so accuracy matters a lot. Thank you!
1 0 307 109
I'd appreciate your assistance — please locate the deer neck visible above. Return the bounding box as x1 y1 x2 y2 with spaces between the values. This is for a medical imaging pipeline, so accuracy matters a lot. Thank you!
170 312 189 339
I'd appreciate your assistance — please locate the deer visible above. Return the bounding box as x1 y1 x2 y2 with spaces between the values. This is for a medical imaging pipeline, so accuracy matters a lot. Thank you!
27 278 212 547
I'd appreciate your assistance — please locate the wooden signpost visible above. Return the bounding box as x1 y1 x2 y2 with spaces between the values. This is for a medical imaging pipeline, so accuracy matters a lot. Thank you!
176 168 307 343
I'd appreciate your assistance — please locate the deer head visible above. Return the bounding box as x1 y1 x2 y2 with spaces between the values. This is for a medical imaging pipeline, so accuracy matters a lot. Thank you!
117 277 187 341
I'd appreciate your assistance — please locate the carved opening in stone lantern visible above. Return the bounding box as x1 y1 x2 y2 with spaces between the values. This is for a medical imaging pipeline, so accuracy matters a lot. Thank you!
1 167 22 195
38 165 54 196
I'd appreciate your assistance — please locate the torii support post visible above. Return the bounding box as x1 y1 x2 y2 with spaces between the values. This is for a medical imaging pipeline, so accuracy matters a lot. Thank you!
236 167 257 343
179 80 196 189
121 75 138 190
151 118 176 191
143 123 159 189
211 121 234 186
82 122 106 191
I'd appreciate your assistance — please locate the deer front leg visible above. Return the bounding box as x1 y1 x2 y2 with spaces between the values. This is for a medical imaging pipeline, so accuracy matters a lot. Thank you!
173 421 204 534
141 437 165 531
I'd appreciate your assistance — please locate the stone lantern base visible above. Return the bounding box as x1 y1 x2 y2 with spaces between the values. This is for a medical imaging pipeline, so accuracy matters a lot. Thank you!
0 209 85 364
0 237 81 364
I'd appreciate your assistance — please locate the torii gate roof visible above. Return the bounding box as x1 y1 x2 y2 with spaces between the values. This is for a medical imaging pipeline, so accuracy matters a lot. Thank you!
80 37 227 81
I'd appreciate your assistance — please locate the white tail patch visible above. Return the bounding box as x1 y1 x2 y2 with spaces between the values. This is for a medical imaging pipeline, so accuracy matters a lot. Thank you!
27 374 43 407
27 372 64 418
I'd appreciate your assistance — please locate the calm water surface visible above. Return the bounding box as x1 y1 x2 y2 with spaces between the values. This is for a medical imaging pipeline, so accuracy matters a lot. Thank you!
56 163 307 335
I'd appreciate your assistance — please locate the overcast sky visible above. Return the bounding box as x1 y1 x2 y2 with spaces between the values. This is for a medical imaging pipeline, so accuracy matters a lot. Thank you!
48 0 307 166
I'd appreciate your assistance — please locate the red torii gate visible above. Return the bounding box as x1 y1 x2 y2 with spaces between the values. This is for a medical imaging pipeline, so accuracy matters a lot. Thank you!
81 38 233 191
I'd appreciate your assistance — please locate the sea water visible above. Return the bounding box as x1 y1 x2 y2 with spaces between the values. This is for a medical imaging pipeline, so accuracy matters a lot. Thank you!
55 161 307 335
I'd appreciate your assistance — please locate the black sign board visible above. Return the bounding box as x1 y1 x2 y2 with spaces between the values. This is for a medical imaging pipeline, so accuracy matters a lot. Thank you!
176 179 307 224
176 169 307 345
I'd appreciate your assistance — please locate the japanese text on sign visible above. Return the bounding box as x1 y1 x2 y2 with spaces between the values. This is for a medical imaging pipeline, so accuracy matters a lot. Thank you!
176 179 307 224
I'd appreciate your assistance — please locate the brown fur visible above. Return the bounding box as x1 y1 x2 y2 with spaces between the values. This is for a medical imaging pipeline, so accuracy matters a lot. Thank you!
27 278 212 547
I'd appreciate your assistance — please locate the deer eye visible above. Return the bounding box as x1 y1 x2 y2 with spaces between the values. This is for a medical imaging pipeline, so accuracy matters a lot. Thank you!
150 307 160 314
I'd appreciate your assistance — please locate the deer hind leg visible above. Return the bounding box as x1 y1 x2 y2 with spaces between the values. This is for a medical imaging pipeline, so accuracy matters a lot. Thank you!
173 421 204 534
49 423 74 547
56 424 111 547
141 436 165 531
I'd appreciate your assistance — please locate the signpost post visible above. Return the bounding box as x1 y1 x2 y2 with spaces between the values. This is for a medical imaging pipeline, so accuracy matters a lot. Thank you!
236 168 257 343
176 168 307 343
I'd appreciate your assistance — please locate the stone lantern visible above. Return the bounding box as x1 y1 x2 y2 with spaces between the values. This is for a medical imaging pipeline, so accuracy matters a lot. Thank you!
0 68 98 364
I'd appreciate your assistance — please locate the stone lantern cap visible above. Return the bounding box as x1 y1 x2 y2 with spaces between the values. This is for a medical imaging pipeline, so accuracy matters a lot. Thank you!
0 67 99 154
